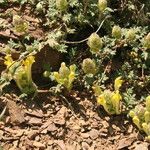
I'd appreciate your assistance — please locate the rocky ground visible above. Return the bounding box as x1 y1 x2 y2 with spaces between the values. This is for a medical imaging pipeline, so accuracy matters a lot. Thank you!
0 2 150 150
0 89 149 150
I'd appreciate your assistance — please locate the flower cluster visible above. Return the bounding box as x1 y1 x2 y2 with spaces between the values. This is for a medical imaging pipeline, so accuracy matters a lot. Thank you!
4 55 37 94
93 77 123 115
129 96 150 140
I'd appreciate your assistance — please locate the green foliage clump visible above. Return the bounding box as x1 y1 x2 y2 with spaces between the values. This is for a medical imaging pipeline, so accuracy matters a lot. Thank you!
52 62 76 91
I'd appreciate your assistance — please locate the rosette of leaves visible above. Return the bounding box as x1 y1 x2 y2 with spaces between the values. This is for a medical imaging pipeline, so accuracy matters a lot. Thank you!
94 76 123 115
4 55 37 94
12 15 29 34
53 62 76 91
129 96 150 140
87 33 103 53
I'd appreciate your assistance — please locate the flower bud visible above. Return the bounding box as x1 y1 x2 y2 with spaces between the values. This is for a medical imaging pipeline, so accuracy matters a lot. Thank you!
36 2 43 12
43 71 51 78
87 33 103 53
144 111 150 123
126 29 136 42
56 0 68 11
129 110 136 118
143 33 150 49
82 58 97 75
98 0 107 12
133 116 141 129
59 62 70 78
142 123 150 135
112 25 122 39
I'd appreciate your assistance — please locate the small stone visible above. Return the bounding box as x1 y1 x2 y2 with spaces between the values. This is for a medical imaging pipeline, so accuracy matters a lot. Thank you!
117 138 135 150
7 100 25 125
33 141 45 149
72 125 80 130
54 118 65 125
134 143 149 150
47 123 58 132
27 130 38 139
99 129 108 137
28 117 42 125
101 120 109 128
0 130 4 138
82 142 90 150
81 133 89 138
84 138 93 145
89 129 99 140
54 140 66 150
48 140 54 145
53 107 67 125
35 135 40 141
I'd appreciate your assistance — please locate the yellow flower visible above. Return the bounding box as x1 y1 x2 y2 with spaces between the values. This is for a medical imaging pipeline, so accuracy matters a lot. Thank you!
142 123 150 135
146 96 150 112
144 111 150 123
133 116 141 130
92 84 102 96
129 110 136 118
4 55 14 68
111 90 122 114
97 94 111 114
114 76 123 91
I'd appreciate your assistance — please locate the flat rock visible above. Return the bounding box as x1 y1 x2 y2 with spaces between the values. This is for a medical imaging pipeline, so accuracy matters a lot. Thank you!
82 142 90 150
117 137 135 150
28 117 42 126
54 140 66 150
47 123 58 132
7 100 25 125
134 143 149 150
53 107 67 125
89 129 99 140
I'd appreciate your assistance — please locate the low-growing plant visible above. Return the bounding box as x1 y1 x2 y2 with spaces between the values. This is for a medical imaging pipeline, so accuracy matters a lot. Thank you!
12 15 29 34
48 62 77 91
93 77 124 115
129 96 150 140
3 55 37 94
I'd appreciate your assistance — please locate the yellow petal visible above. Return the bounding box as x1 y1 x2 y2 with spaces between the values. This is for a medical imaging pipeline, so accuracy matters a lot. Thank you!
114 76 123 91
4 55 14 67
133 116 141 129
111 90 122 114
